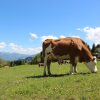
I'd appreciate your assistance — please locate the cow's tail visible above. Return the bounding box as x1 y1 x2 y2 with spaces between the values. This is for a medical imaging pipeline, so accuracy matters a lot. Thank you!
42 42 45 57
40 51 44 63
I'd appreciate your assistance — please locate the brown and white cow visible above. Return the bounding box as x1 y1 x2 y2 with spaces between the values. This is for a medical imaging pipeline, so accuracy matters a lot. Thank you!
42 37 97 76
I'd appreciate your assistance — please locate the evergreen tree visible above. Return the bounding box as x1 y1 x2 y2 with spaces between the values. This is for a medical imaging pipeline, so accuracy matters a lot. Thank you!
91 43 96 53
32 53 41 64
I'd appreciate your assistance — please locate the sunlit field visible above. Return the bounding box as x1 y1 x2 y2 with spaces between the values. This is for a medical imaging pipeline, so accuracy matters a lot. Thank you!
0 61 100 100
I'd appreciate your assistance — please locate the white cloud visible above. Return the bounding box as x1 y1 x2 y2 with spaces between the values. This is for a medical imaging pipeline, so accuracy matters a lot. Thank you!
60 35 80 38
60 35 66 38
9 43 42 55
30 33 38 40
71 36 80 38
41 35 80 42
78 27 100 44
77 28 82 31
41 35 58 41
0 42 6 49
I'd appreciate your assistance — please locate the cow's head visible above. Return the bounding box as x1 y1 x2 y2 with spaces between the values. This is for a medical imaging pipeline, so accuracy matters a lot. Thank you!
86 56 97 73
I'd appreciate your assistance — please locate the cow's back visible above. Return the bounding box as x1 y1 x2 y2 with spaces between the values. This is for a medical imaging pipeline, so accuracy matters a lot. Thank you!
42 37 93 62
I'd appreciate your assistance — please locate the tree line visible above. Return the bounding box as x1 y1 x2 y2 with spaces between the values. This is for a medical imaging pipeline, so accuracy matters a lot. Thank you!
9 53 41 67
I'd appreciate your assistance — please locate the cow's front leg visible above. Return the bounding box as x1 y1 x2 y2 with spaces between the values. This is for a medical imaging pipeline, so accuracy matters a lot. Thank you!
70 64 74 74
43 57 47 76
74 65 77 73
70 63 78 74
43 66 46 76
47 60 51 76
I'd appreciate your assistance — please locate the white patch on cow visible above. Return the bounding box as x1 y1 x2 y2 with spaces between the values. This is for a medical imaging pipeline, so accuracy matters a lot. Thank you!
44 44 54 60
86 61 97 73
45 44 53 55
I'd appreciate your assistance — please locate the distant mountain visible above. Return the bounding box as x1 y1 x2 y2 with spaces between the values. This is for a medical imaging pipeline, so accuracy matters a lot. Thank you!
25 56 33 62
0 52 33 61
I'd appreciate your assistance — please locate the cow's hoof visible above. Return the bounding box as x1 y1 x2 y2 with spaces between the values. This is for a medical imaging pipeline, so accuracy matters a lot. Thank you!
43 73 46 77
48 73 52 76
92 71 97 74
69 72 75 75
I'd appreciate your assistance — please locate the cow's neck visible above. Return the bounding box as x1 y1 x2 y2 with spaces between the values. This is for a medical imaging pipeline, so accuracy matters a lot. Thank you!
80 46 93 62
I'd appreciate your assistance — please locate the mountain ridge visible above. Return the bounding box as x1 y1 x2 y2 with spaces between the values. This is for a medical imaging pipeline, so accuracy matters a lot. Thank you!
0 52 34 61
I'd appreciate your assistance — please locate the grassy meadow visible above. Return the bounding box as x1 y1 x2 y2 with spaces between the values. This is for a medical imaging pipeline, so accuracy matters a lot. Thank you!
0 61 100 100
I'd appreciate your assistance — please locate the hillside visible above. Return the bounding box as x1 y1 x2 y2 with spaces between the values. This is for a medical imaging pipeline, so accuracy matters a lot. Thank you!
0 52 32 61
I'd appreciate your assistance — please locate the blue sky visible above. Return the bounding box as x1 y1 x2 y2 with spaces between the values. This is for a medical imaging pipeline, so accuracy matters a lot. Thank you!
0 0 100 54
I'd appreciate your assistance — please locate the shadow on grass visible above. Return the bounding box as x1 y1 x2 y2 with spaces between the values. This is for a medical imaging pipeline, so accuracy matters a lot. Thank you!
26 73 70 79
78 72 91 75
25 72 92 79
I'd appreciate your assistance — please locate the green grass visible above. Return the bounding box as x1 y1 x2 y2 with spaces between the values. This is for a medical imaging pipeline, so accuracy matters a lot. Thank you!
0 62 100 100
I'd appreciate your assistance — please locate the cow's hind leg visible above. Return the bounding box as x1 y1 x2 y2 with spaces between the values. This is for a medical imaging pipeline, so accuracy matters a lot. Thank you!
70 63 77 74
43 65 46 76
43 57 47 76
47 60 51 76
74 64 77 73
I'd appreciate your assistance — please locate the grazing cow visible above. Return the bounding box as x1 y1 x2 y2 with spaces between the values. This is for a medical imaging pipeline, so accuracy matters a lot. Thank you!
42 37 97 76
38 63 44 67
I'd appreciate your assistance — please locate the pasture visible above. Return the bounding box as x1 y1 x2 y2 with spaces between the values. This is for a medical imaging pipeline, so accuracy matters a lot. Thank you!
0 62 100 100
